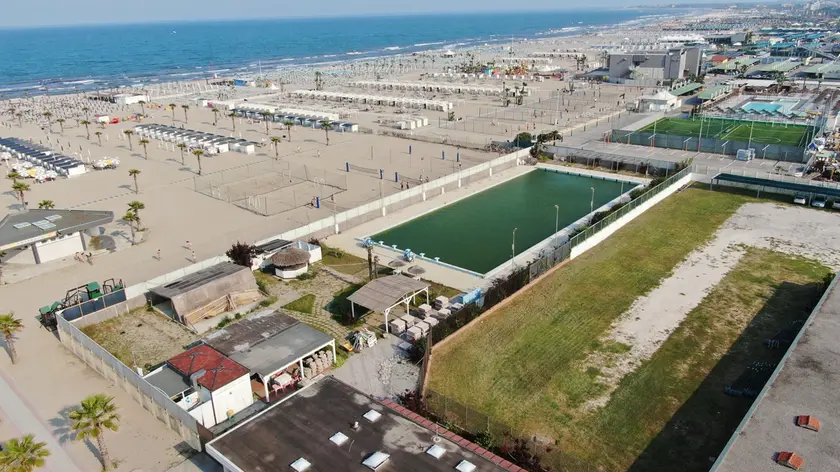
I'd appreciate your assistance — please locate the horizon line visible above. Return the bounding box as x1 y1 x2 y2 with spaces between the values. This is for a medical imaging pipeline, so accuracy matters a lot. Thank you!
0 3 767 30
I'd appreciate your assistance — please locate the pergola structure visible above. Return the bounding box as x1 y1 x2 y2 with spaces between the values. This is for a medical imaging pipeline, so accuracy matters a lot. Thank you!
347 275 430 333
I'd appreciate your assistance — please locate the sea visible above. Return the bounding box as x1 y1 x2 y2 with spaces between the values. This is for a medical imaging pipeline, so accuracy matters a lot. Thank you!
0 10 669 98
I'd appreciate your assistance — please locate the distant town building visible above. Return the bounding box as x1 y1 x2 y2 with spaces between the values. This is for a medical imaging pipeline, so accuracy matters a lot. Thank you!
608 47 702 83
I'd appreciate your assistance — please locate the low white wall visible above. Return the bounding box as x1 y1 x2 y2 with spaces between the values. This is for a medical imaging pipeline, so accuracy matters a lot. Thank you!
35 233 83 263
570 173 692 259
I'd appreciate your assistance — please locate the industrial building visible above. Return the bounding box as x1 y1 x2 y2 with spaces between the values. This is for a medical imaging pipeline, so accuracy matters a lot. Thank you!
608 47 702 82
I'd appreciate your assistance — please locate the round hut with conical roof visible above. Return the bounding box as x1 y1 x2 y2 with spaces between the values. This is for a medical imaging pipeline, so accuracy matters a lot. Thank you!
271 246 311 279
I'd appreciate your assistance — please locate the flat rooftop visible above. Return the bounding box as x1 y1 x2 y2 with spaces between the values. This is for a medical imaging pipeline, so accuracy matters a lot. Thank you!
203 309 333 377
712 276 840 472
0 209 113 251
208 377 515 472
149 261 247 299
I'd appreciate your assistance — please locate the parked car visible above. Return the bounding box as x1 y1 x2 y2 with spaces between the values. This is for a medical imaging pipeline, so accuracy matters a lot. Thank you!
793 193 808 205
812 194 828 208
832 199 840 210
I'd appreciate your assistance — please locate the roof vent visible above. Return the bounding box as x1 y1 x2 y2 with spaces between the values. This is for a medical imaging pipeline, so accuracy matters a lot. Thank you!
351 421 360 431
362 451 390 470
330 432 349 446
456 460 477 472
363 409 382 422
795 415 820 431
290 457 311 471
776 451 804 470
426 444 445 459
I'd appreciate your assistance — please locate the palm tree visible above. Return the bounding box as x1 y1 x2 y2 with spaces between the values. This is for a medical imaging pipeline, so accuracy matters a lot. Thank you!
228 111 237 131
321 121 332 146
211 107 220 126
138 138 150 159
181 104 190 123
284 120 294 142
7 107 16 117
261 111 272 134
192 149 205 175
137 100 146 116
95 131 103 146
42 112 52 132
38 200 55 210
270 137 282 158
0 434 50 471
122 212 139 245
69 394 120 471
55 118 65 133
16 113 23 128
176 143 187 165
12 181 30 210
123 130 134 151
128 168 141 193
0 250 6 284
127 201 145 220
0 313 23 364
80 120 91 140
81 106 90 120
168 103 177 121
7 171 21 182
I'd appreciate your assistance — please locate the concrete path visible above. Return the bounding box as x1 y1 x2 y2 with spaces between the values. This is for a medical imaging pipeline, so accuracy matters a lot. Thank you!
0 371 82 472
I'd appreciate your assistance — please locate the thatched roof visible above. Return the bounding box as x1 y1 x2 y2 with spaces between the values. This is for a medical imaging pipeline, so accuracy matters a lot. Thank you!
270 247 310 267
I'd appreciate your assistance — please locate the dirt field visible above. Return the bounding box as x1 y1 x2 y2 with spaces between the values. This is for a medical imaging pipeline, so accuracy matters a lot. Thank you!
82 309 201 371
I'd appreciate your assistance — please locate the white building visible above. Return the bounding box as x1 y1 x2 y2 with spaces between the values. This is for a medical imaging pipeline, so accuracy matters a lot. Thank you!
637 90 681 112
0 209 113 264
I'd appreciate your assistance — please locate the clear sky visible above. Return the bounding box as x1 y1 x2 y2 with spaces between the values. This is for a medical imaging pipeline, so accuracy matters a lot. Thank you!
0 0 740 28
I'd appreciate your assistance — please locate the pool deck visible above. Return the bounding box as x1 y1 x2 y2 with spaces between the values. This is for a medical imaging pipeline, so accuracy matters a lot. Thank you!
324 164 533 291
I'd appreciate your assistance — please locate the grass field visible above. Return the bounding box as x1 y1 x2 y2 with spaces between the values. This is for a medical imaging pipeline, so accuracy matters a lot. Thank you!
637 117 813 147
283 294 316 314
427 188 830 471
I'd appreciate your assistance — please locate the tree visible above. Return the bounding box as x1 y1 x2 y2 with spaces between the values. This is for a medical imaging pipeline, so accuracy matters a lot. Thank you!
16 113 23 128
137 100 146 116
12 181 30 210
192 149 205 175
283 120 294 141
226 241 254 267
80 120 91 140
176 143 187 165
0 313 23 364
7 171 21 182
122 212 138 245
81 106 90 119
127 201 145 220
7 107 15 117
37 200 55 210
42 112 52 132
261 111 272 134
123 130 134 151
55 118 65 133
68 394 120 471
270 137 282 158
0 434 50 471
128 168 141 193
211 107 220 126
95 131 103 146
738 64 749 78
228 111 236 131
181 104 190 123
321 121 332 146
138 138 150 159
168 103 177 121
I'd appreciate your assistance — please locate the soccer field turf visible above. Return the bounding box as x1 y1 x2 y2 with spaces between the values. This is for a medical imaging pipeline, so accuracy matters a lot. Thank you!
637 117 812 146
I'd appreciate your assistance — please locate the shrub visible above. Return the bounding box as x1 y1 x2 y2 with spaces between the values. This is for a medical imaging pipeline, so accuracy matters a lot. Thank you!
226 241 254 267
259 296 278 308
217 316 233 329
296 271 315 281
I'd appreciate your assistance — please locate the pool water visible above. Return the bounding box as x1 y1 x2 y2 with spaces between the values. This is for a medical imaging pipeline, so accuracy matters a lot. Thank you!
741 98 800 114
371 170 630 274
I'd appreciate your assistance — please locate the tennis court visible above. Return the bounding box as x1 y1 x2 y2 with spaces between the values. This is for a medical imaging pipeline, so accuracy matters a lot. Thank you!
638 117 814 147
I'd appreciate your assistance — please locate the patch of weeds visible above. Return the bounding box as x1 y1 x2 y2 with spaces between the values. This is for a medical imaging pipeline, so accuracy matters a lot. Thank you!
217 316 233 329
283 294 316 314
260 296 278 308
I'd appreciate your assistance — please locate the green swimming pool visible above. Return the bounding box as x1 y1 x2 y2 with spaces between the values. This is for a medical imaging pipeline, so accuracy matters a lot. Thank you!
371 169 631 274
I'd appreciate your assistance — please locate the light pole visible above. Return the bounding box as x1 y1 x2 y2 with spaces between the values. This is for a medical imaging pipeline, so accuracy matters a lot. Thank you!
590 187 595 216
554 204 560 246
511 228 518 269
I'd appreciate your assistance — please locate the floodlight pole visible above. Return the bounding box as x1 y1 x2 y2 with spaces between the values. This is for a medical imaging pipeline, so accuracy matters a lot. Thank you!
511 228 518 269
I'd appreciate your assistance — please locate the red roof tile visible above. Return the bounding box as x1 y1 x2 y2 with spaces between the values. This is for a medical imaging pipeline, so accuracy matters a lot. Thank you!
167 344 249 392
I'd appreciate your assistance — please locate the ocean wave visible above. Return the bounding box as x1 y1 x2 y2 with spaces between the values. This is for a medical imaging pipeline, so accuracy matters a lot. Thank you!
413 41 445 47
383 46 401 51
61 79 96 85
